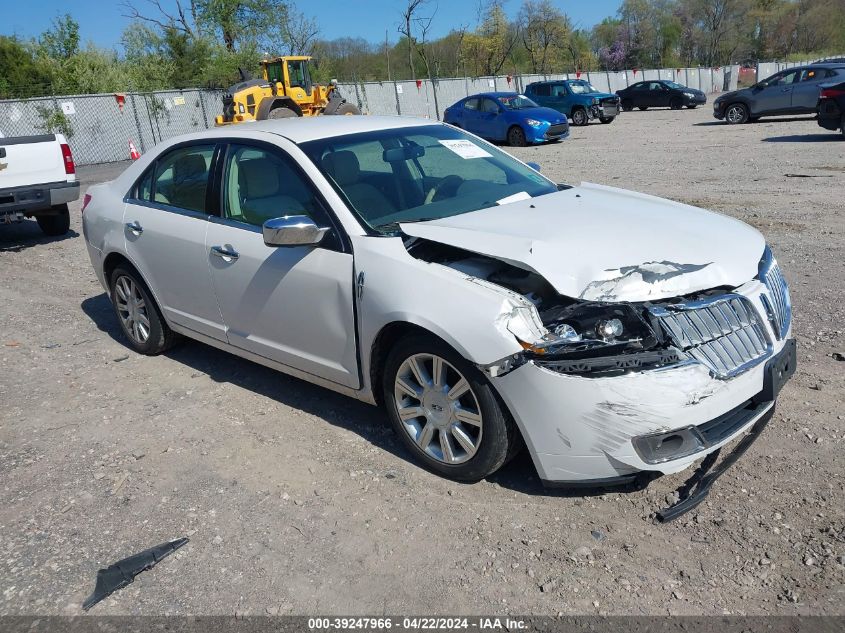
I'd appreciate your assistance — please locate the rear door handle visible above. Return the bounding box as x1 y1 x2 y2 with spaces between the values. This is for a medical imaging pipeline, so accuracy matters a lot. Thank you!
211 245 239 261
125 221 143 235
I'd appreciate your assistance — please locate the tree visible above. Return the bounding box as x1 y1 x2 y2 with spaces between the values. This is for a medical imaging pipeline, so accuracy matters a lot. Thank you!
38 14 80 60
519 0 570 73
398 0 426 81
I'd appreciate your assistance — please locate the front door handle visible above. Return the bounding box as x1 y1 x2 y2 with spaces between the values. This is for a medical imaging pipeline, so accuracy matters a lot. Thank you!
211 245 239 261
125 221 143 235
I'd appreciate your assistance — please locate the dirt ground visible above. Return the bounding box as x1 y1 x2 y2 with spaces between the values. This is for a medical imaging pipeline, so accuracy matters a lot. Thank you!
1 104 843 617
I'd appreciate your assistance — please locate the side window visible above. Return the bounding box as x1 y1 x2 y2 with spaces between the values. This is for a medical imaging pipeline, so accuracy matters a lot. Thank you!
481 98 500 113
223 144 324 228
551 84 567 97
769 70 799 86
533 84 551 97
799 68 828 82
632 82 647 91
136 168 153 201
464 98 479 111
150 145 215 212
649 82 663 91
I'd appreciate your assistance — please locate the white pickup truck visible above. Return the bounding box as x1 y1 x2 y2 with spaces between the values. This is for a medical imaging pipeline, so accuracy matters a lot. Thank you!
0 133 80 236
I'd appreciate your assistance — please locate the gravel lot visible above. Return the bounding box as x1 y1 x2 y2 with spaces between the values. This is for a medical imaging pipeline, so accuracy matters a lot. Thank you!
1 104 843 617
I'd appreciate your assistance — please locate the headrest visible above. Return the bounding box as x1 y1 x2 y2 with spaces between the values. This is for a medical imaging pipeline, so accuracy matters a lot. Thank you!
174 153 207 183
239 158 279 199
321 151 360 186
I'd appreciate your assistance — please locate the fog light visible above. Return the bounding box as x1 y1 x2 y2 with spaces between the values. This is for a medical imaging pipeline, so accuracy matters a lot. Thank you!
632 426 706 464
596 318 623 340
553 323 581 341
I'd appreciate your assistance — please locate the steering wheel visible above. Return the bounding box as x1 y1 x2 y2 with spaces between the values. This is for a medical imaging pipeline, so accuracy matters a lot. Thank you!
424 175 465 205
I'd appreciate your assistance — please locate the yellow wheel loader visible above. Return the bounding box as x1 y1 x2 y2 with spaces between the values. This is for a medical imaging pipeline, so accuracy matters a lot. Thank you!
215 56 360 125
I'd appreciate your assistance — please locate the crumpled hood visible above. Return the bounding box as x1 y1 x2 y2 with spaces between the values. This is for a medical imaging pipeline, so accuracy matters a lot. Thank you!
401 183 765 302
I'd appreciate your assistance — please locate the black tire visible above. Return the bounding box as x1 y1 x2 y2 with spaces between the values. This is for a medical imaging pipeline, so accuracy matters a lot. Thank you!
334 102 360 115
638 106 648 111
571 108 589 126
670 97 683 110
599 116 614 124
35 204 70 236
109 266 177 355
621 99 633 111
725 102 749 124
841 115 845 138
267 107 298 119
382 334 519 482
686 104 698 109
507 125 527 147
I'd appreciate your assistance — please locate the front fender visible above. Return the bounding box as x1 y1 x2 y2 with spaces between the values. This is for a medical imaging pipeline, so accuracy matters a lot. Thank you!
352 236 527 396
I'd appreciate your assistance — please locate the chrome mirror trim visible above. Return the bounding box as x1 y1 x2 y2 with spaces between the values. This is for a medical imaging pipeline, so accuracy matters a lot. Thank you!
262 215 329 247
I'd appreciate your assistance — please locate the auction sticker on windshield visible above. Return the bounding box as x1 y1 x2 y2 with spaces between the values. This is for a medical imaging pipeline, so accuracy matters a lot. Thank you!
438 139 492 159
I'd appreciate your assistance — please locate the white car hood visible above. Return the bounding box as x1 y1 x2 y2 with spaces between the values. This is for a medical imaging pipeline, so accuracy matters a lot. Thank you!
401 182 765 302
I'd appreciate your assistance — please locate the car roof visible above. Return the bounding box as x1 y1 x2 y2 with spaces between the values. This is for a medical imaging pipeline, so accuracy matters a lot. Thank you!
466 92 518 99
196 115 436 144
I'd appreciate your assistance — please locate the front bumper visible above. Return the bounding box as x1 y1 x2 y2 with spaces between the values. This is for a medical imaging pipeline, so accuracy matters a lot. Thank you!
491 284 794 484
686 94 707 105
527 122 570 143
713 101 726 119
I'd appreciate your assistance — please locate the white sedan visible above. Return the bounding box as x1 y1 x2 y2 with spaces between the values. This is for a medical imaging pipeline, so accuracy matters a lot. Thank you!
82 116 795 504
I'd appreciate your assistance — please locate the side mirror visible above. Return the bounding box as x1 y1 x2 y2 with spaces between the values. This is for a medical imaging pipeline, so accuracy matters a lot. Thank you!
263 215 328 247
526 162 542 172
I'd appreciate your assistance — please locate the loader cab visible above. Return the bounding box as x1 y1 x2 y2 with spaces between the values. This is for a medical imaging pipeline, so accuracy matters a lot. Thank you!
263 57 314 99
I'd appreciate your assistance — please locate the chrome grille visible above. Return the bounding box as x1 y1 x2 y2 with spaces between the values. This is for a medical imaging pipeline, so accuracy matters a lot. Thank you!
651 296 772 378
759 254 791 340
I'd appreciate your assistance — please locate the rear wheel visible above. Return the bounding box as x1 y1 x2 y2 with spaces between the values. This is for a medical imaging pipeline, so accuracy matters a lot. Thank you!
35 204 70 236
507 125 527 146
383 334 519 481
638 106 648 111
571 108 588 126
267 107 298 119
109 266 177 355
599 116 614 124
621 99 633 111
725 102 749 124
334 102 360 115
670 97 683 110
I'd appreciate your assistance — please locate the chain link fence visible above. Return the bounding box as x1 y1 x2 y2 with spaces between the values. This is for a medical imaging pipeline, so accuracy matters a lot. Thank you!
1 65 744 167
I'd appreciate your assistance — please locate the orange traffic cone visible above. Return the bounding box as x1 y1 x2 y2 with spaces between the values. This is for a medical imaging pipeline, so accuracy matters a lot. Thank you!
129 140 141 160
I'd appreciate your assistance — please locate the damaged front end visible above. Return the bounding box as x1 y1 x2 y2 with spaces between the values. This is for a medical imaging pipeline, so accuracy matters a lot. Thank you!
406 237 795 518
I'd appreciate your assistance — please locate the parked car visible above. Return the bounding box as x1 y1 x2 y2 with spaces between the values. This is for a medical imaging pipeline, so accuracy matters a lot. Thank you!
524 79 620 125
616 80 707 111
817 80 845 137
0 133 79 236
82 116 795 506
713 63 845 124
443 92 569 146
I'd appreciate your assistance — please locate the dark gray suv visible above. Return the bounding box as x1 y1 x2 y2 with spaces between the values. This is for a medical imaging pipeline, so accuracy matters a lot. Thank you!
714 63 845 124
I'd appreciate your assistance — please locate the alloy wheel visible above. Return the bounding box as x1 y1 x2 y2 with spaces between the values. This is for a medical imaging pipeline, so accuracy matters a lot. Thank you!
393 353 483 465
114 275 151 344
726 104 747 124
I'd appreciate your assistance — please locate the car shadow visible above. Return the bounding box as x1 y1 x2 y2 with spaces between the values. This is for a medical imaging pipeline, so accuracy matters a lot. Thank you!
80 291 654 499
694 116 818 127
763 134 843 143
80 293 414 468
0 221 78 253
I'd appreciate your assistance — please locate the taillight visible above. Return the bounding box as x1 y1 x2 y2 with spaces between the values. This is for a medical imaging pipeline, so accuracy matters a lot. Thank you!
820 88 845 99
81 193 92 213
60 143 75 174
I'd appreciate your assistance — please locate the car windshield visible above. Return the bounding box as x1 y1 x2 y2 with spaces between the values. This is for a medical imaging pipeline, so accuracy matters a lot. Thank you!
498 95 538 110
663 81 685 90
567 81 600 94
300 124 558 234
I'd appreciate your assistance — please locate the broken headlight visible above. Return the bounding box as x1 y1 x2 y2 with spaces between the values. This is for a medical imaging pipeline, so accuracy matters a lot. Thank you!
521 302 659 358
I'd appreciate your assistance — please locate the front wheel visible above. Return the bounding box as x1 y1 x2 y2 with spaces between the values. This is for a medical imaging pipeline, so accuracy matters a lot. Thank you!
599 116 614 124
267 107 298 119
621 99 633 111
571 108 589 126
35 204 70 236
383 335 519 481
725 103 749 124
507 125 527 146
334 103 360 115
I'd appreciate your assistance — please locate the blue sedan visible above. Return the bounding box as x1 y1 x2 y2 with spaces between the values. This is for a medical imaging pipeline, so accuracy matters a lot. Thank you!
443 92 570 146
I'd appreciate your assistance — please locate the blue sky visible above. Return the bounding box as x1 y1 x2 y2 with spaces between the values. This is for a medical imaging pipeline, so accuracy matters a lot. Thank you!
5 1 621 49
